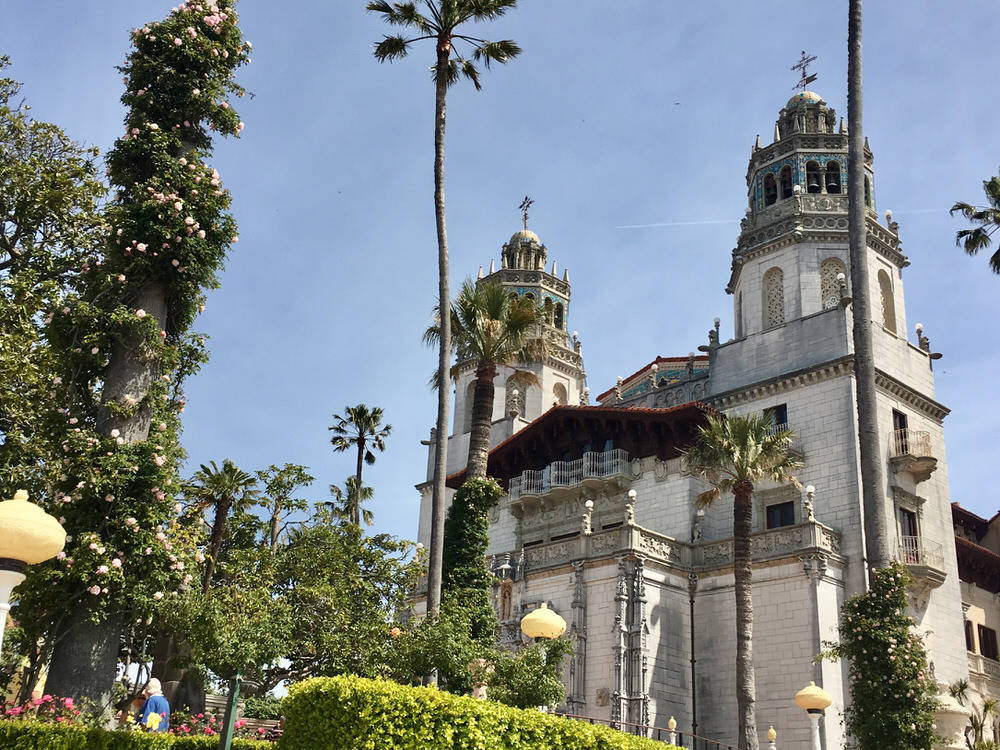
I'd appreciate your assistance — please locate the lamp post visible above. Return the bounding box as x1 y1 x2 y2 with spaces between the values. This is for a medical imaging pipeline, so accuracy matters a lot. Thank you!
0 490 67 653
795 681 832 750
519 602 567 641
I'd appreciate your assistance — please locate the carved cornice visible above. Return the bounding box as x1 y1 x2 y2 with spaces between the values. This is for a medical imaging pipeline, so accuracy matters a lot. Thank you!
485 268 570 297
874 370 950 421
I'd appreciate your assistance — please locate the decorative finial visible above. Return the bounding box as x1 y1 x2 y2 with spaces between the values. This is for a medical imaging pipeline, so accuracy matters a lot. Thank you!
774 123 781 143
754 133 762 150
477 266 484 279
791 50 818 91
518 195 534 230
489 258 495 274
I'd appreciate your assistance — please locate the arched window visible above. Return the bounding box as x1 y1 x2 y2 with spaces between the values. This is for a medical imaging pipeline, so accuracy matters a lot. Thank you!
762 267 785 329
864 176 872 207
543 297 554 324
505 375 526 417
499 580 513 621
820 258 847 310
825 161 841 193
524 292 534 300
462 381 477 433
806 161 822 193
553 382 567 406
763 174 777 206
779 165 793 199
878 269 897 333
553 302 564 329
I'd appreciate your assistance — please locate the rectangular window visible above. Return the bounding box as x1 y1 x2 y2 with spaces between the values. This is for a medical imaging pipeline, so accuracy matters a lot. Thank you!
601 521 623 531
965 620 976 652
765 404 788 429
523 539 544 549
551 530 580 542
766 501 795 529
979 625 999 661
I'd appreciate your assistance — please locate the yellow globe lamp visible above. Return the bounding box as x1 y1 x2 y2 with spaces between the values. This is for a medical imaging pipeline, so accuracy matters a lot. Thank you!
795 681 832 714
795 681 832 750
520 602 567 640
0 490 67 653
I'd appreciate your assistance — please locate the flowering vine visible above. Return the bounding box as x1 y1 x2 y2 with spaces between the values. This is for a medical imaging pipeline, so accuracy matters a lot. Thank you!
822 562 940 750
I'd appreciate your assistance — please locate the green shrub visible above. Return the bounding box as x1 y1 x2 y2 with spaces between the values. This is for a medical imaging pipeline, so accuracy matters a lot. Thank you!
280 675 679 750
0 719 270 748
241 694 283 721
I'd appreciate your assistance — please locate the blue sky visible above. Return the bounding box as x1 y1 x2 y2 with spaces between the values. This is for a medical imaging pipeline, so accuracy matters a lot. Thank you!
3 1 998 536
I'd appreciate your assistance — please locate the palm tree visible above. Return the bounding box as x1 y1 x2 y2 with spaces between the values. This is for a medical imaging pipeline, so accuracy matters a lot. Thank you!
328 477 376 526
329 404 391 526
425 279 544 480
951 174 1000 274
367 0 521 619
847 0 889 573
187 460 259 593
684 413 802 750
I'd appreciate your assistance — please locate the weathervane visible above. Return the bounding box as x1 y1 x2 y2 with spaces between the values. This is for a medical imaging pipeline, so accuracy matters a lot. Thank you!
518 195 534 230
791 50 818 91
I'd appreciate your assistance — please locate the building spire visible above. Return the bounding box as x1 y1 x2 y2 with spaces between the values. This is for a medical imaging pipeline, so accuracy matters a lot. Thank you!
519 195 534 230
791 50 818 91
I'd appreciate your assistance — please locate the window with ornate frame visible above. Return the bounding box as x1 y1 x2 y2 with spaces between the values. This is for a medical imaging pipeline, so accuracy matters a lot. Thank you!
762 267 785 329
820 257 847 310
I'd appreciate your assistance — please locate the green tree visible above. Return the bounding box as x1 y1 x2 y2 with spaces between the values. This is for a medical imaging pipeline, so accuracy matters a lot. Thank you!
823 562 938 750
367 0 521 622
684 413 802 750
43 1 250 707
441 478 502 640
846 0 890 574
256 463 314 550
328 476 375 526
329 405 391 526
951 174 1000 274
425 280 544 480
487 639 573 709
187 460 259 593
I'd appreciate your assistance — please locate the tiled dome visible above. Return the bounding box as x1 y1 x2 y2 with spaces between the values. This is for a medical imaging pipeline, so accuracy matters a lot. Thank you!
786 90 824 108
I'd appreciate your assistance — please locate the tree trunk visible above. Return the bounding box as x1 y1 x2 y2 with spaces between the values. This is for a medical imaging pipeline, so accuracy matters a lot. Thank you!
44 610 124 715
203 496 233 593
733 481 759 750
269 504 281 550
354 437 365 526
465 363 497 480
847 0 889 574
426 38 452 629
47 280 168 708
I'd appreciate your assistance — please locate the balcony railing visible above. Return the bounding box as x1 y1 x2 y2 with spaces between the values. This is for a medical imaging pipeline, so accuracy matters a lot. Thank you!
895 535 944 569
765 421 790 436
891 428 932 458
968 652 1000 683
508 449 630 501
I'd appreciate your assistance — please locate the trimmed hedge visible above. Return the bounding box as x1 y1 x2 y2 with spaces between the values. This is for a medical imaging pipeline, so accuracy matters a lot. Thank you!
0 720 270 749
281 675 680 750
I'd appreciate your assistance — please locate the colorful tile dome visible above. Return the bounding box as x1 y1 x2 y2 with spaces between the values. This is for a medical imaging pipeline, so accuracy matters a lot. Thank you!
510 229 540 244
786 90 824 108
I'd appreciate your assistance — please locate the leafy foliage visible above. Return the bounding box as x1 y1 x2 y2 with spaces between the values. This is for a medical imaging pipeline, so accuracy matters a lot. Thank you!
486 639 574 709
441 478 502 641
951 174 1000 273
0 719 268 748
281 675 678 749
823 562 939 750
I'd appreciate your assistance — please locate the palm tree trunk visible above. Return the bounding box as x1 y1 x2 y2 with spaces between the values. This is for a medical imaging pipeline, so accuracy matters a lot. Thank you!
46 280 169 710
354 437 365 526
733 481 759 750
466 363 497 480
203 497 233 594
847 0 889 574
426 37 452 627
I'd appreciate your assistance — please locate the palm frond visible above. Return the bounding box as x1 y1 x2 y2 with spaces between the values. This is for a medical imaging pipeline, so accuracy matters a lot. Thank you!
367 1 434 32
472 39 521 69
459 0 518 24
372 35 412 62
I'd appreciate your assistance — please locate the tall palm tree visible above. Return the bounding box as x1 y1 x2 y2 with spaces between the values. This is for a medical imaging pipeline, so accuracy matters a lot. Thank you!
951 174 1000 274
847 0 889 573
328 476 376 526
425 279 545 480
367 0 521 619
187 460 259 593
329 404 391 526
684 413 802 750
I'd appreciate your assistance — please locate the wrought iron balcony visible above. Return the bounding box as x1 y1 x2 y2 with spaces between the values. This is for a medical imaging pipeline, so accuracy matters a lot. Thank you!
889 428 937 482
507 449 631 502
894 535 946 587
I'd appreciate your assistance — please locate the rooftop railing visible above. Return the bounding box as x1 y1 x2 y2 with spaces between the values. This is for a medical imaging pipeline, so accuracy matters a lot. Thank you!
508 449 630 501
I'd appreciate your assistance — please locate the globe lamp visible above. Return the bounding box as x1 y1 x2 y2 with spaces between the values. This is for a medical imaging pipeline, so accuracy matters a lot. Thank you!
520 602 567 640
795 681 832 750
0 490 67 651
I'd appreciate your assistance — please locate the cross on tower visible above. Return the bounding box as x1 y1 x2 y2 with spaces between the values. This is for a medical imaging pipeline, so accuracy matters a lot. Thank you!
519 195 534 230
791 50 818 91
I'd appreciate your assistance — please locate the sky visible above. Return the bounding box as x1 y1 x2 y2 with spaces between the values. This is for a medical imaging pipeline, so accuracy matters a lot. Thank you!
3 1 998 538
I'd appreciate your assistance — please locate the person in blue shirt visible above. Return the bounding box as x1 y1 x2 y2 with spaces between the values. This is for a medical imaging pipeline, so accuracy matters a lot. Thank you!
139 678 170 733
